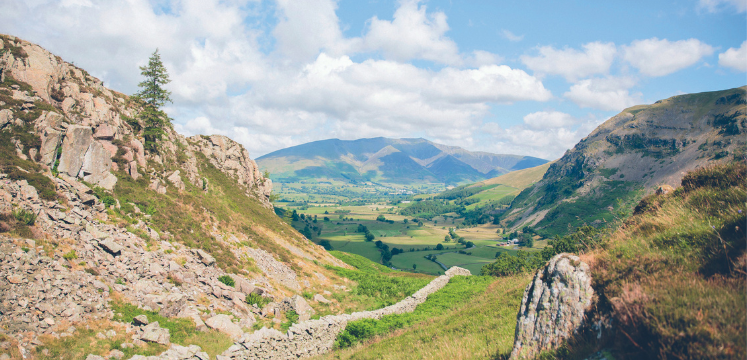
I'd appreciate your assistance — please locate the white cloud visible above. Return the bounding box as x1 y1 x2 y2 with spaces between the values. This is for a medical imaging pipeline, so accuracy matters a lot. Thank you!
622 38 714 77
520 42 617 82
564 76 642 111
272 0 358 62
466 50 503 67
501 29 524 42
523 111 576 129
699 0 747 13
719 41 747 71
480 116 603 159
361 0 461 65
0 0 553 157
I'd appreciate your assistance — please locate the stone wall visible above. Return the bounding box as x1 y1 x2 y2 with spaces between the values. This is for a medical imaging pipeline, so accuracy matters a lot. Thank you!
221 266 472 360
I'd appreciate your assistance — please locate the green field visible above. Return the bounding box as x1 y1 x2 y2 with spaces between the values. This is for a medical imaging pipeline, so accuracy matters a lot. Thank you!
275 168 550 276
280 200 546 275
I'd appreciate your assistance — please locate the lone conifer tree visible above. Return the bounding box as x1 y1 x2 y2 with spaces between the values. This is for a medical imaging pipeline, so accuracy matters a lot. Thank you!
136 49 172 107
134 49 172 151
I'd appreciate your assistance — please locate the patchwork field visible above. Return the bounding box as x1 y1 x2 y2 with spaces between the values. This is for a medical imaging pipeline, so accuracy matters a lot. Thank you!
281 203 542 275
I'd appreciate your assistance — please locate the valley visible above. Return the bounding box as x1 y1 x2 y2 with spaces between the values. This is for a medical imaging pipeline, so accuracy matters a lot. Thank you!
273 162 553 275
0 26 743 360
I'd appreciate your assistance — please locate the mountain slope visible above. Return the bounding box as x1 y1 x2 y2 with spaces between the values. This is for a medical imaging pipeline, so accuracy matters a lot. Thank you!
502 86 746 236
256 137 548 185
0 34 366 358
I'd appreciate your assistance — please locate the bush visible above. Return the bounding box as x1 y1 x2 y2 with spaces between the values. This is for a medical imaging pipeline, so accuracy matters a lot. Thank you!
217 275 235 287
12 208 36 225
318 239 333 251
63 250 77 260
245 293 270 308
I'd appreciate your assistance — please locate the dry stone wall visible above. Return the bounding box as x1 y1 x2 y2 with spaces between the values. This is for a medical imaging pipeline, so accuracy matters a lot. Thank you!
221 266 472 360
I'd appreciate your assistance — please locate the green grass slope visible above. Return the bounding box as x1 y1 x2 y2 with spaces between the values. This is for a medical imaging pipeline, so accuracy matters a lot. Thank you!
316 273 532 360
502 86 746 237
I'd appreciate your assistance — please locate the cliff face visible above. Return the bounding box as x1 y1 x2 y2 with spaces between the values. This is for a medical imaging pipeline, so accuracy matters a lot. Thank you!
503 87 746 235
0 34 272 206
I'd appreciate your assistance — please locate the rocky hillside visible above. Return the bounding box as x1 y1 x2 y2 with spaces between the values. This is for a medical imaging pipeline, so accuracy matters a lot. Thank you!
502 87 746 235
0 34 364 358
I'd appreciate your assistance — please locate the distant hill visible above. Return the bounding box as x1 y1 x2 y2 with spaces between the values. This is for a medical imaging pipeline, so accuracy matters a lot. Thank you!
502 86 746 236
470 161 554 190
257 137 548 185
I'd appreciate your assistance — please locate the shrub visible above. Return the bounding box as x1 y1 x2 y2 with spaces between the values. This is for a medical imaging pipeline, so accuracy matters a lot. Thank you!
280 310 299 332
217 275 235 287
12 208 36 226
245 293 270 308
63 250 77 260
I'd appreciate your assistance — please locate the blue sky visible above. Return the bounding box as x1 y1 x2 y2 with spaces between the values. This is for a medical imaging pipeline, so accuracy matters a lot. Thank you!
1 0 745 159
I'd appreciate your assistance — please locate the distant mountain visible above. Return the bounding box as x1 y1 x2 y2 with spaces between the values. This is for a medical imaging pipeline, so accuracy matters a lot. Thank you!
257 137 548 185
502 86 746 236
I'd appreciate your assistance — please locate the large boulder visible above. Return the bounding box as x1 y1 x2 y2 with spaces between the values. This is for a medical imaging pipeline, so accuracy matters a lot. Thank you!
57 125 93 177
509 253 594 359
205 314 243 340
140 321 170 345
280 295 315 321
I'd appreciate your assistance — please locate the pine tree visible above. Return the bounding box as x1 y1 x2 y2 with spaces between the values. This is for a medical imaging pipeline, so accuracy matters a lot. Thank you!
134 49 172 152
136 49 172 107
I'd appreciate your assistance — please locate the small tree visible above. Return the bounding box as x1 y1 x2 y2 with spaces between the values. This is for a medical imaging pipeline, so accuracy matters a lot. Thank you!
137 49 172 107
135 49 172 151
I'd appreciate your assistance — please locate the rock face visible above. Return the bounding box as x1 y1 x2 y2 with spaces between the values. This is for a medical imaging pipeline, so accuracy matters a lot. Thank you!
509 253 594 360
221 267 471 360
189 135 273 208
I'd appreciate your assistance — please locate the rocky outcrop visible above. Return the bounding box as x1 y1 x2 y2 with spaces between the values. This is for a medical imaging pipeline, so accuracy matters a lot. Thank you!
222 266 472 360
279 295 315 321
188 135 273 208
509 253 594 360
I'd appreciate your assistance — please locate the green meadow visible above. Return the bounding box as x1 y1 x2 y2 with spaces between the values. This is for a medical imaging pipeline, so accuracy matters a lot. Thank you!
280 202 543 275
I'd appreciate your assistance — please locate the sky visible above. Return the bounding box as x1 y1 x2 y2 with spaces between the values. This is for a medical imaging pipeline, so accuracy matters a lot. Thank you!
1 0 745 160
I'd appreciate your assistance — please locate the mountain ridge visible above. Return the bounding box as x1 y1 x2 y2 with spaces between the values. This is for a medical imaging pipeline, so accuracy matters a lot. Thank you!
257 136 548 185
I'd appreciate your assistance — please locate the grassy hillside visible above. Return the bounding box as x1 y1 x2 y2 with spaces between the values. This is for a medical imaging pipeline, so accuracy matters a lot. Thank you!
475 161 746 359
318 273 532 360
471 161 553 189
581 161 746 359
317 251 533 360
501 87 746 237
